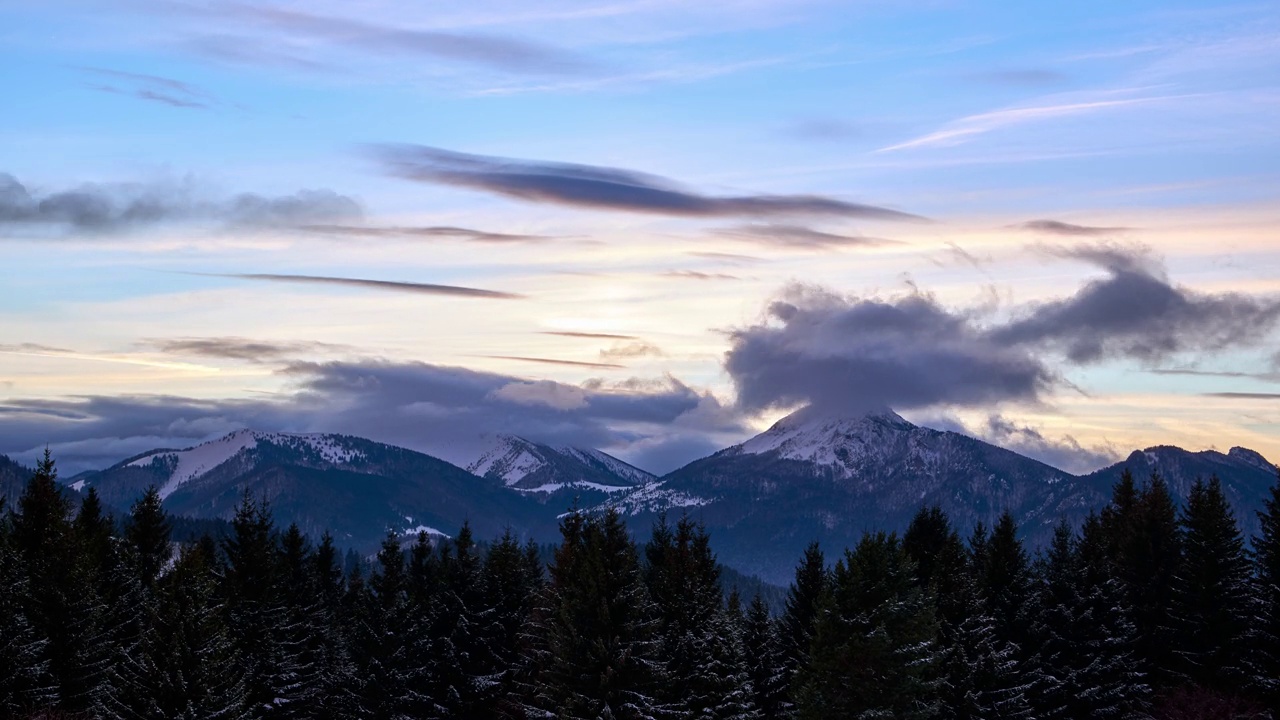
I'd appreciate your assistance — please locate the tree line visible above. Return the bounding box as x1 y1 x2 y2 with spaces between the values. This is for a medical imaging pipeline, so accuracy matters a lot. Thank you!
1 451 1279 719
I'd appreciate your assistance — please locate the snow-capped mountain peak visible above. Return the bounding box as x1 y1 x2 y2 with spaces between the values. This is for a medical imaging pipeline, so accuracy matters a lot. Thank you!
464 434 653 498
125 429 366 499
736 405 916 467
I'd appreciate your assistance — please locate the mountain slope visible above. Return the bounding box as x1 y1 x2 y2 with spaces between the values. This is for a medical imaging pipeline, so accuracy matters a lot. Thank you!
1083 445 1278 538
607 408 1105 583
78 430 557 550
465 434 652 507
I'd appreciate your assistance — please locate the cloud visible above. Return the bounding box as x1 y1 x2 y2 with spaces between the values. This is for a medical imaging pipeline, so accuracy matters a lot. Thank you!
81 67 213 109
976 414 1119 474
0 361 744 475
1014 219 1132 236
724 284 1056 415
992 247 1280 363
1202 392 1280 400
372 145 926 221
301 224 553 243
0 173 361 235
194 6 589 75
686 251 764 263
879 93 1172 152
480 355 624 369
200 273 523 300
540 331 638 340
661 270 740 281
600 342 664 361
785 118 863 141
716 223 900 250
143 337 355 363
489 380 588 410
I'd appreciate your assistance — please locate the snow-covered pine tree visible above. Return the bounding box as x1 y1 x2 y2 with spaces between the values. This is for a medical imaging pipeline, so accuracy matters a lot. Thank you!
977 511 1035 655
124 485 172 591
1102 472 1182 689
1252 469 1280 714
106 540 251 720
778 540 827 711
272 523 328 718
479 529 544 717
350 531 430 720
795 532 941 720
1024 519 1146 719
645 514 758 720
0 504 53 715
518 508 668 719
1170 476 1255 697
307 531 360 719
742 595 789 720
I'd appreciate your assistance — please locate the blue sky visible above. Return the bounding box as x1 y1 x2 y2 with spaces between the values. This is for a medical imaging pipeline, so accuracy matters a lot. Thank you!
2 0 1278 474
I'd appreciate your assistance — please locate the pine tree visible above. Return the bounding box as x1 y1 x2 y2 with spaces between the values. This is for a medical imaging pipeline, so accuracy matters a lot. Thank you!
109 541 251 720
125 485 172 591
1171 476 1254 696
976 511 1034 654
519 508 667 719
795 532 941 719
778 540 827 710
308 531 359 719
221 491 290 717
742 595 789 720
0 504 53 715
1025 519 1146 719
1103 472 1182 688
480 529 544 717
1253 469 1280 714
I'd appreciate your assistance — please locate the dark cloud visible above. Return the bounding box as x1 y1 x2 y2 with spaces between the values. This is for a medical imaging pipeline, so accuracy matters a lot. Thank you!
301 224 553 243
0 361 744 475
372 145 927 221
202 6 589 75
480 355 625 369
540 331 638 340
600 342 664 361
1202 392 1280 399
202 273 522 300
716 223 901 250
725 284 1056 415
81 67 213 109
143 337 355 363
662 270 740 281
992 247 1280 363
0 173 361 235
1013 219 1132 236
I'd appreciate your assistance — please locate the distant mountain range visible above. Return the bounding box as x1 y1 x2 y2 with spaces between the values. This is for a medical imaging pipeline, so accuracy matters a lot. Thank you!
1 408 1274 584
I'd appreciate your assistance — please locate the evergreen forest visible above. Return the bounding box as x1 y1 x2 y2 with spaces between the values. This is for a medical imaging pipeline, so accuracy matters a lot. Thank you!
3 450 1280 719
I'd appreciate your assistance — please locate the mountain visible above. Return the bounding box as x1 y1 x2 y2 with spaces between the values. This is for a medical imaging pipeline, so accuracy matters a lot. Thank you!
465 434 653 508
0 454 33 508
76 430 557 551
1083 444 1279 539
604 407 1109 583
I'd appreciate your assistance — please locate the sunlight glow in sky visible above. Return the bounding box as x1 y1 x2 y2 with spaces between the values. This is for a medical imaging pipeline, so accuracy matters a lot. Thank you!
2 0 1278 474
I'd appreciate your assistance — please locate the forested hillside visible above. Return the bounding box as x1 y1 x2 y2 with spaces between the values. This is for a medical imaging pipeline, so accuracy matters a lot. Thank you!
2 454 1279 718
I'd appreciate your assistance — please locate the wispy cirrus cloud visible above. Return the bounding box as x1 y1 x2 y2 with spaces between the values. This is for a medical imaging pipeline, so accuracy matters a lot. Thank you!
372 144 926 221
142 337 357 363
716 223 900 250
80 67 214 109
540 330 638 340
480 355 625 369
1013 219 1132 236
194 272 524 300
186 5 591 76
878 92 1183 152
301 223 554 243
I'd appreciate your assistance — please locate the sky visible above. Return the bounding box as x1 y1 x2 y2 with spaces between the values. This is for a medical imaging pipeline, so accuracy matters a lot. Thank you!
1 0 1278 475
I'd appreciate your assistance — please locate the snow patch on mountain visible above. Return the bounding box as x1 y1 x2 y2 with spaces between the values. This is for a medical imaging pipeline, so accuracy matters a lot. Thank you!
126 429 368 499
735 407 919 472
465 434 653 495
